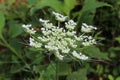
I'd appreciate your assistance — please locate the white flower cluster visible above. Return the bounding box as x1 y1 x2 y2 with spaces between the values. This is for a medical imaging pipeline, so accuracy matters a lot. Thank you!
81 23 97 33
52 11 68 22
22 24 36 34
22 12 97 61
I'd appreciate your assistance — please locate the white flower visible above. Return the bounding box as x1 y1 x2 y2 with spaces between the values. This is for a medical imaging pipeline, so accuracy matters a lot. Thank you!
65 20 76 30
55 51 64 60
41 28 45 31
81 23 97 33
39 18 49 23
62 47 70 53
72 51 88 60
22 24 31 28
53 46 59 50
39 18 54 29
52 11 68 22
29 37 42 48
29 37 34 46
81 36 96 46
22 24 36 34
74 35 82 41
23 12 97 60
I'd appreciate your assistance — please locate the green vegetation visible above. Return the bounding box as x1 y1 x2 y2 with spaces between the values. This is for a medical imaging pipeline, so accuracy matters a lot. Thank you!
0 0 120 80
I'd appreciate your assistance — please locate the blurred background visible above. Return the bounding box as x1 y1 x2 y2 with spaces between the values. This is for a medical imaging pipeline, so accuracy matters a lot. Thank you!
0 0 120 80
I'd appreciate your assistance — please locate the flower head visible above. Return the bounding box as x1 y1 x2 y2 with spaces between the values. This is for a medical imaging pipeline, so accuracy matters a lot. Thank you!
22 12 97 61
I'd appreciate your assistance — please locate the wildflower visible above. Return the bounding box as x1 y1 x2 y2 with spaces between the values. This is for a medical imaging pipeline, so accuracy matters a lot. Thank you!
39 18 49 23
29 37 42 48
22 24 36 34
65 20 76 30
72 51 88 60
55 51 64 60
62 47 70 53
39 18 54 29
80 35 96 46
52 11 68 22
81 23 97 33
22 12 97 61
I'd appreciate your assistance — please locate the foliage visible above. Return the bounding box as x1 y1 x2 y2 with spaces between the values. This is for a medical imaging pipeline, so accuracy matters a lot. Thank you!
0 0 120 80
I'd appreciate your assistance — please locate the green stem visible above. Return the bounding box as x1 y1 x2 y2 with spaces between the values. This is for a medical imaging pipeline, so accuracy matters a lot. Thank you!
58 21 60 27
56 61 59 80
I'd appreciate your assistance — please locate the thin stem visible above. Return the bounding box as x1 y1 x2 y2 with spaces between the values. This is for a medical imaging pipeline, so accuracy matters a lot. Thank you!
58 21 60 27
42 9 47 16
56 61 59 80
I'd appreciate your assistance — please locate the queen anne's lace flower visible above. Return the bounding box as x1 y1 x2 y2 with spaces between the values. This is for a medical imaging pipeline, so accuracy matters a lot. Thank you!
65 20 76 30
81 23 97 33
22 24 36 34
22 11 97 61
52 11 68 22
29 37 42 48
72 51 88 60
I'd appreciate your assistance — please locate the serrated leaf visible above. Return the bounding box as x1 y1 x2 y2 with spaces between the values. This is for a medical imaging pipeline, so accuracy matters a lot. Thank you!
39 62 56 80
0 12 5 37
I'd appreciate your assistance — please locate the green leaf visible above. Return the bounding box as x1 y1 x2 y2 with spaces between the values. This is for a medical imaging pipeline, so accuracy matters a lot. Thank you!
108 74 114 80
39 62 56 80
83 46 109 60
63 0 76 15
9 38 23 53
27 0 38 5
96 64 103 75
7 0 15 5
57 63 72 76
0 12 5 37
0 5 7 10
77 0 111 29
30 0 62 15
8 20 23 38
115 36 120 43
82 0 111 12
67 68 87 80
39 0 62 11
116 77 120 80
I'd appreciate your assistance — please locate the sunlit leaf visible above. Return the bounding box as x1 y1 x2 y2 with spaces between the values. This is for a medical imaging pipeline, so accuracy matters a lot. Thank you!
63 0 76 15
0 12 5 37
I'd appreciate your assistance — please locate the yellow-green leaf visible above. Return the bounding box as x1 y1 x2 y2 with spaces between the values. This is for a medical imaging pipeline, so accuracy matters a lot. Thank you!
0 12 5 37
